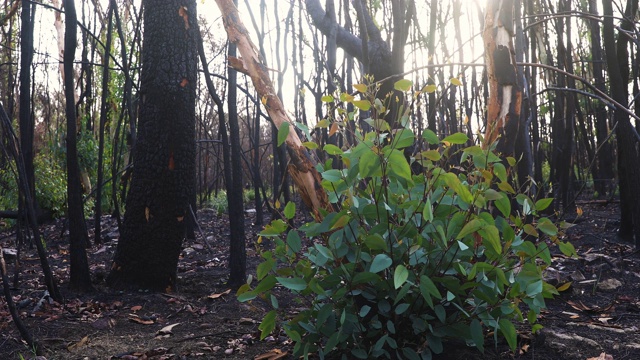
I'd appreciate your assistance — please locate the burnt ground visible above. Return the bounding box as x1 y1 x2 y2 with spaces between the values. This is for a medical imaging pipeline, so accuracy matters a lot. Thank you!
1 200 640 360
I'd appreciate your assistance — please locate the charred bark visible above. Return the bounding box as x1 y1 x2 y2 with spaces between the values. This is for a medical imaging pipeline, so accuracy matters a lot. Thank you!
107 0 198 291
602 0 640 245
64 0 92 292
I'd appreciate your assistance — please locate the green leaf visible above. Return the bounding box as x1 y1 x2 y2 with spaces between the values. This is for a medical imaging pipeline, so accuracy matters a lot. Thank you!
352 272 381 285
387 150 412 182
422 84 437 93
537 217 558 236
370 254 392 273
324 144 343 155
315 244 335 260
484 189 502 200
498 181 515 194
325 331 340 352
316 119 330 128
276 277 307 291
525 280 543 297
523 224 539 237
470 319 485 352
353 83 368 93
351 349 368 359
364 234 389 251
423 150 441 161
422 199 433 223
420 275 441 300
391 129 415 149
535 198 553 212
277 122 290 147
256 258 275 280
322 169 343 182
422 128 439 144
340 92 354 102
450 77 462 86
395 303 410 315
254 275 277 293
499 318 517 350
284 201 296 220
434 304 446 323
394 79 413 91
456 218 484 239
321 95 334 103
442 173 473 203
359 149 382 178
494 192 511 217
558 241 578 257
479 225 502 256
442 132 468 145
302 141 318 149
536 243 551 265
237 291 256 302
394 265 409 289
330 214 350 230
353 100 371 111
259 310 277 339
493 162 507 182
286 230 301 253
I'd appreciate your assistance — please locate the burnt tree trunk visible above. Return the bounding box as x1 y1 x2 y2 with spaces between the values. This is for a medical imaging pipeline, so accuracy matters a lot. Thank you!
551 0 575 210
18 0 37 240
107 0 198 291
602 0 640 245
94 0 115 245
226 5 246 287
589 0 614 196
64 0 92 292
305 0 411 127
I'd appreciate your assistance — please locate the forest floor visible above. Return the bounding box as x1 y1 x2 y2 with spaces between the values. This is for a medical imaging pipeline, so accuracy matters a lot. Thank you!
1 199 640 360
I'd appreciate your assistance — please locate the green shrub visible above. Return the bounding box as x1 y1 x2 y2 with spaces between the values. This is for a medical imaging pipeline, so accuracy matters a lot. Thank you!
0 153 96 219
238 80 577 359
206 190 229 214
34 155 67 217
244 188 256 202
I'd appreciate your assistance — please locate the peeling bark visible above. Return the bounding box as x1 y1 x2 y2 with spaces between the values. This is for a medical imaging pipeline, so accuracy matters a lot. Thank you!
482 0 522 155
215 0 332 220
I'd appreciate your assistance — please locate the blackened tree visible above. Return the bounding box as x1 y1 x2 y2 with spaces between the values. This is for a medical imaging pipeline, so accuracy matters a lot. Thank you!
107 0 198 291
63 0 92 291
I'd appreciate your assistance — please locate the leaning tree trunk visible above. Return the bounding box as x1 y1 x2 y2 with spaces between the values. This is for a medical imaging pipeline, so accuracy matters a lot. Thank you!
482 0 522 155
216 0 332 220
107 0 198 291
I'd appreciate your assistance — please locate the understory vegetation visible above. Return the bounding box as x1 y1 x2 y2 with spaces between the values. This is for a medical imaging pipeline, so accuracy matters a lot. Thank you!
239 81 578 359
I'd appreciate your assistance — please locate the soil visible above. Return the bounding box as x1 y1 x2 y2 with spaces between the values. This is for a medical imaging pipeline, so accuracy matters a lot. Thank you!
1 200 639 360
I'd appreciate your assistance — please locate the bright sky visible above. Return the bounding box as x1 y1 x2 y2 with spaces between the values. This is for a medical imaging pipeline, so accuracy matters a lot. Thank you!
27 0 489 127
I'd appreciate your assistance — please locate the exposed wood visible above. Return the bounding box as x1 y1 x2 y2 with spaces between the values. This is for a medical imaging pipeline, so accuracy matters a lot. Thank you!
482 0 522 155
215 0 332 220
